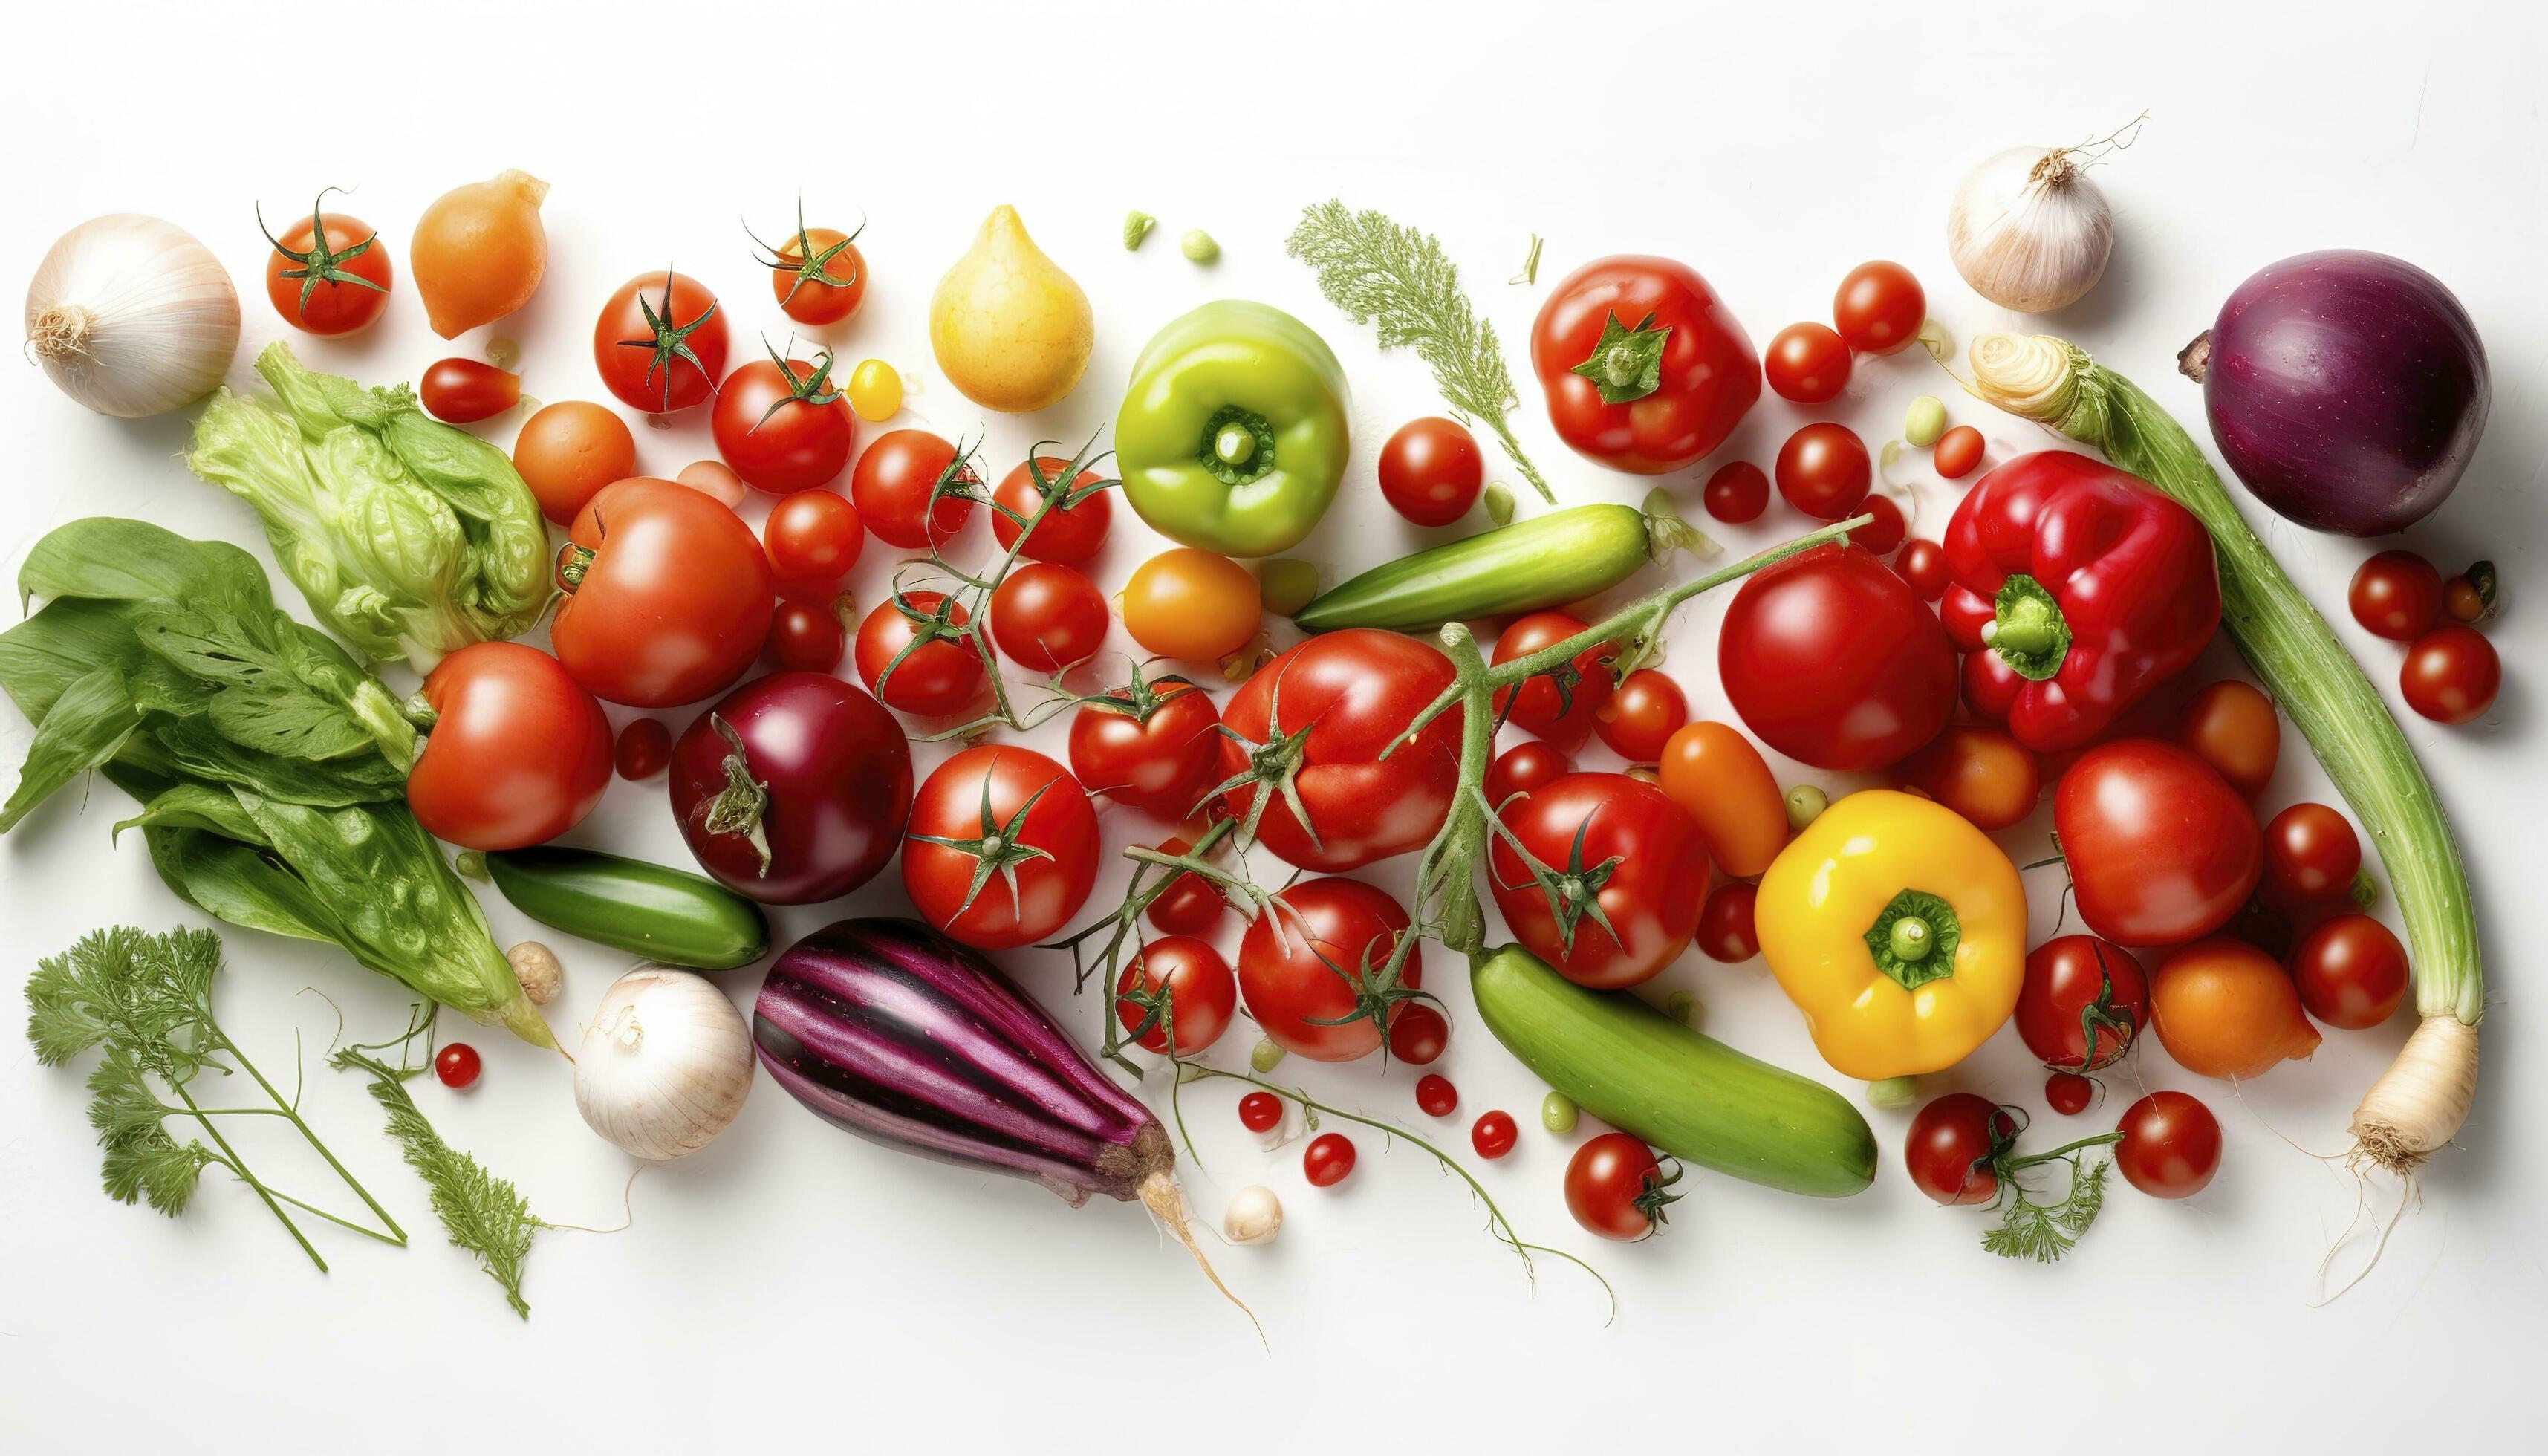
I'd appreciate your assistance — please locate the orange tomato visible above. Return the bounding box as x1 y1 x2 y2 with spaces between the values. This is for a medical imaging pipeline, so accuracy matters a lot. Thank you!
513 402 637 525
411 169 549 339
1656 721 1787 877
1894 727 2040 831
2177 680 2279 797
2149 937 2321 1080
1122 549 1261 661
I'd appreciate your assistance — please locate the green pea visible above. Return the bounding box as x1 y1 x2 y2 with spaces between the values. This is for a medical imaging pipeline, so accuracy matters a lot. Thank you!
1249 1037 1287 1073
1905 394 1949 448
1541 1091 1579 1134
1665 990 1702 1027
1180 229 1220 264
1483 483 1515 527
1784 784 1829 831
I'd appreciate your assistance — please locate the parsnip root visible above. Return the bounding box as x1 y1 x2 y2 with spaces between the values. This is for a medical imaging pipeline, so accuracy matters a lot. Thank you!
2347 1014 2480 1174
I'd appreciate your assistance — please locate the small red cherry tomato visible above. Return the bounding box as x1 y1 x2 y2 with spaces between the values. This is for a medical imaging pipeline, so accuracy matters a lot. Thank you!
262 198 393 336
1565 1132 1674 1241
1414 1073 1459 1117
2015 934 2148 1072
2289 914 2408 1030
1390 1004 1449 1065
1933 426 1984 479
991 454 1114 565
1304 1131 1356 1188
2115 1091 2221 1198
1593 669 1686 761
1775 423 1871 521
2347 550 2443 641
615 718 672 780
1894 539 1950 599
2400 625 2499 724
765 598 848 673
854 591 985 717
1852 495 1907 557
1471 1110 1518 1160
1486 741 1572 806
1145 839 1228 937
991 562 1110 672
1764 322 1852 403
852 429 976 550
434 1043 481 1089
2263 802 2361 906
2044 1072 2094 1116
1377 417 1484 527
1489 611 1613 753
1238 1091 1282 1133
1905 1093 2015 1206
764 489 864 591
1114 936 1238 1055
1703 461 1770 524
2443 573 2489 623
1832 261 1925 356
1697 881 1760 962
420 358 521 423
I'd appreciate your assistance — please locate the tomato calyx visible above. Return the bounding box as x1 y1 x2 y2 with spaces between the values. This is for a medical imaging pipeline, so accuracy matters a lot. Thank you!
1198 406 1278 488
747 340 846 432
1951 1100 2126 1263
2064 940 2140 1073
1205 672 1324 856
258 189 388 319
1112 972 1184 1053
1983 574 2071 682
1478 790 1627 958
1632 1157 1686 1236
1568 311 1673 405
989 438 1120 538
612 266 724 412
1865 889 1961 992
747 200 865 309
696 715 776 875
1272 909 1439 1063
906 770 1060 923
871 584 981 709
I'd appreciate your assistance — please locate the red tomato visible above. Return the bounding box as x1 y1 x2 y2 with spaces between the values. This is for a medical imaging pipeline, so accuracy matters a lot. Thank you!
1905 1093 2016 1206
1832 261 1925 355
1238 1091 1282 1133
1592 669 1685 761
2347 550 2443 640
2055 740 2262 946
1236 877 1422 1061
406 643 611 851
1377 417 1484 526
1566 1133 1674 1241
2044 1072 2094 1116
1389 1004 1449 1066
261 199 392 336
1775 423 1871 521
2444 572 2491 623
764 490 863 591
2114 1091 2220 1198
1763 322 1853 403
2263 802 2361 906
1894 727 2040 831
1530 255 1761 475
1697 882 1760 963
2400 626 2499 724
990 562 1108 672
901 746 1099 949
854 591 987 717
420 359 520 423
1853 495 1908 557
761 218 867 326
2014 935 2149 1071
1414 1073 1458 1117
1471 1110 1518 1160
434 1043 481 1089
1068 672 1223 819
1218 631 1464 872
1116 937 1238 1055
1486 741 1572 807
669 672 912 903
852 429 978 549
2177 680 2280 796
1703 461 1770 524
1145 838 1228 937
554 478 774 707
1894 538 1950 599
1486 772 1709 988
1933 426 1984 479
712 354 856 493
765 598 847 672
614 718 672 781
1719 543 1958 771
990 455 1113 564
1304 1132 1356 1187
1490 611 1612 752
2289 914 2408 1030
593 270 727 413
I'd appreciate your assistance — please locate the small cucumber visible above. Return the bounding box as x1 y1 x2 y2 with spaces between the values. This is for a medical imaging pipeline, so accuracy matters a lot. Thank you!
487 847 769 971
1470 944 1876 1197
1293 504 1659 632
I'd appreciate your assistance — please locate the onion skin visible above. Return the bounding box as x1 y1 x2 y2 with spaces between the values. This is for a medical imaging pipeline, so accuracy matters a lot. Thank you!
2186 250 2487 536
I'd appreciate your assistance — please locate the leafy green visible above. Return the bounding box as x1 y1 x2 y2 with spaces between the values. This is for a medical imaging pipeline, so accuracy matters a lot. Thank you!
1983 1157 2109 1264
0 669 139 831
185 342 550 672
335 1046 540 1318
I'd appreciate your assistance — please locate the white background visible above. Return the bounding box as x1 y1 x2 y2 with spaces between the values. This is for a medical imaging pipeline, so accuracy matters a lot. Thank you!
3 2 2541 1450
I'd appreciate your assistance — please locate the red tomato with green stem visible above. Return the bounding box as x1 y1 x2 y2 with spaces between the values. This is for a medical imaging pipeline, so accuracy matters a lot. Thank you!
1530 255 1762 475
594 269 727 413
1566 1133 1680 1240
902 746 1099 949
1719 543 1957 771
1764 322 1852 403
1145 837 1227 936
407 643 611 851
1067 668 1222 819
1115 937 1238 1055
1905 1093 2019 1206
670 672 914 904
1378 417 1484 526
2289 914 2408 1030
764 489 863 591
990 562 1108 672
854 429 978 550
1703 461 1769 524
2263 802 2361 906
2114 1091 2220 1198
2400 625 2499 724
765 598 848 672
1388 1004 1449 1065
2054 739 2262 946
1490 611 1611 752
554 478 774 708
1775 423 1871 521
752 207 867 326
713 349 857 494
1218 631 1464 872
1486 741 1571 807
1236 877 1425 1062
1832 261 1925 355
854 590 987 718
420 359 520 423
1593 669 1685 761
260 193 391 336
2014 935 2149 1072
991 454 1114 564
1486 772 1709 989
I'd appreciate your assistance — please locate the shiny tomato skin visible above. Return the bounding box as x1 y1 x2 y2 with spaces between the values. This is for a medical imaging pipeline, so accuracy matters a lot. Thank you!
1238 1091 1283 1132
990 562 1109 672
614 718 672 780
1488 773 1709 989
669 672 913 903
1657 721 1787 878
2289 914 2408 1030
1832 261 1925 355
1697 881 1761 963
852 429 975 550
712 358 856 493
2055 739 2262 947
1472 1111 1518 1159
1304 1132 1356 1187
854 591 985 718
555 478 774 708
769 226 867 326
1378 417 1485 526
1414 1073 1458 1117
763 489 864 591
513 401 638 526
1121 549 1262 662
593 270 727 413
2177 680 2280 796
1895 539 1951 599
1487 741 1573 806
2044 1072 2094 1115
1067 677 1222 819
1961 649 2025 723
1145 839 1228 937
901 747 1099 949
1530 255 1761 475
1219 631 1463 872
1703 461 1770 524
264 211 392 335
1237 877 1420 1061
2262 802 2362 906
420 358 520 423
1567 1132 1668 1240
1775 423 1872 521
1116 937 1238 1055
1853 495 1908 558
1894 727 2041 831
2347 550 2443 640
2115 1091 2220 1199
2400 625 2499 724
1388 1004 1449 1065
1905 1093 2013 1206
765 599 847 673
1933 426 1984 480
991 455 1113 564
2014 935 2149 1071
407 643 611 851
1719 543 1958 771
1592 669 1685 762
1764 322 1853 403
1490 611 1612 752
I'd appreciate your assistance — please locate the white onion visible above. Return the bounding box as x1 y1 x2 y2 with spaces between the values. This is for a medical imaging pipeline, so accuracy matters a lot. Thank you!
1946 145 2119 313
24 214 239 417
574 966 753 1161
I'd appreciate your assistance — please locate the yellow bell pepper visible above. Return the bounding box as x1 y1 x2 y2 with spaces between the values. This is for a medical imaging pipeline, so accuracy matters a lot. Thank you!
1755 789 2025 1081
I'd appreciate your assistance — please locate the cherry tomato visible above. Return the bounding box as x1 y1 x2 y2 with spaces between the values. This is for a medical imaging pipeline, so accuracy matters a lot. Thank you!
1489 772 1706 989
1068 674 1222 819
2347 550 2443 640
1905 1093 2016 1206
1304 1132 1356 1188
1116 936 1238 1055
1853 495 1908 557
1775 423 1872 521
1763 322 1852 403
1703 461 1770 524
902 747 1098 949
2263 802 2361 906
1145 839 1228 937
1238 1091 1282 1133
1697 881 1760 963
1237 877 1421 1061
1832 260 1925 356
1486 741 1571 807
2055 740 2262 946
2044 1072 2093 1116
2015 935 2149 1071
404 643 611 852
615 718 672 780
1720 543 1958 771
1593 669 1686 761
854 590 986 718
1490 611 1613 752
1415 1073 1459 1117
513 401 638 526
1566 1133 1674 1241
991 562 1109 672
1657 721 1787 877
670 673 913 904
2289 914 2408 1030
420 358 521 423
1894 539 1951 600
1471 1110 1518 1160
1894 727 2040 831
2177 680 2279 796
992 455 1114 564
846 358 901 422
1933 426 1984 480
2114 1091 2220 1199
712 354 857 494
261 198 392 336
554 479 773 707
851 429 977 550
434 1043 481 1090
1377 417 1484 526
763 489 863 591
766 598 848 672
1389 1004 1449 1065
2443 572 2490 623
1123 549 1261 662
762 218 866 326
2400 625 2500 724
593 270 727 413
1219 632 1463 871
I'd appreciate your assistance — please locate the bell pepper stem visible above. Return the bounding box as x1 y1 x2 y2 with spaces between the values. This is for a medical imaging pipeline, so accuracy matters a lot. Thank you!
1991 591 2064 656
1214 423 1257 467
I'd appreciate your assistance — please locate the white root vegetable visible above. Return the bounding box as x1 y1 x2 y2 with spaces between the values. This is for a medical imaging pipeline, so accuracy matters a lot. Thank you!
2349 1014 2480 1172
25 214 239 417
1946 117 2142 313
574 966 752 1161
1223 1185 1282 1246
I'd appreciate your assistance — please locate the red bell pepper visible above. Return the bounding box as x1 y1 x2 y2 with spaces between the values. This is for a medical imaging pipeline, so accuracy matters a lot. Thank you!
1939 451 2220 752
1529 256 1760 475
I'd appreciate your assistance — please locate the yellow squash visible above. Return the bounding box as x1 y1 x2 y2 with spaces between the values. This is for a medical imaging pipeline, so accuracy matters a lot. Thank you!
929 205 1093 412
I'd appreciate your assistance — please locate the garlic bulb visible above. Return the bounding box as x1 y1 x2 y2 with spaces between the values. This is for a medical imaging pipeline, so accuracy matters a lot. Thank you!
25 214 239 417
1946 146 2116 313
575 966 753 1161
1223 1184 1282 1246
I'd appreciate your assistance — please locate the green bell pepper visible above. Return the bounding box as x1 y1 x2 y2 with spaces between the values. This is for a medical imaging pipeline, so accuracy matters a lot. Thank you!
1116 301 1351 558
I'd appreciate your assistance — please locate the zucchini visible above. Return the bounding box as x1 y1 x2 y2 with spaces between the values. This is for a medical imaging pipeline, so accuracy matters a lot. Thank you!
487 847 770 971
1294 503 1668 632
1469 944 1876 1197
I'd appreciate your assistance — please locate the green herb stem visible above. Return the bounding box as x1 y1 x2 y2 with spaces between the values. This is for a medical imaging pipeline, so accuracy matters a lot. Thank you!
171 1079 328 1272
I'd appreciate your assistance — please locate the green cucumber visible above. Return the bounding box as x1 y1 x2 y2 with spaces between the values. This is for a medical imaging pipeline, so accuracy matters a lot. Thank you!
1470 944 1876 1197
1294 503 1670 632
486 847 770 971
